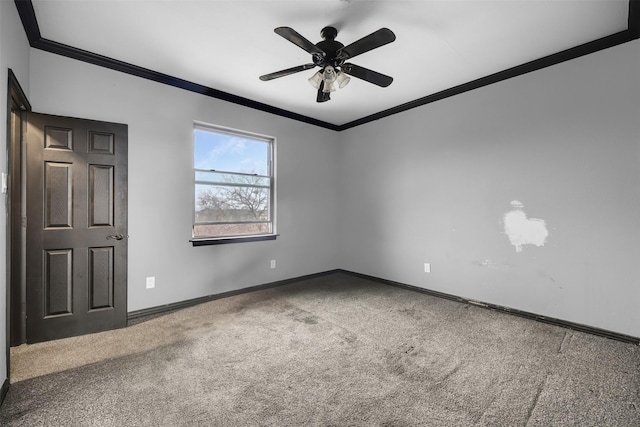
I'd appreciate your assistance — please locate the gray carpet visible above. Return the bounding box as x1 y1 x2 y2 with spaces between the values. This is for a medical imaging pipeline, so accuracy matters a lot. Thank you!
1 272 639 426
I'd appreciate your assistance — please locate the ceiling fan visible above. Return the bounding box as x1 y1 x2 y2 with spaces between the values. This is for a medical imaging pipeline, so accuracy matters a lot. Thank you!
259 26 396 103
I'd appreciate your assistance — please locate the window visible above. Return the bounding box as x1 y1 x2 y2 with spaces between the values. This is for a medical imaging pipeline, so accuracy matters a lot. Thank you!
192 123 275 243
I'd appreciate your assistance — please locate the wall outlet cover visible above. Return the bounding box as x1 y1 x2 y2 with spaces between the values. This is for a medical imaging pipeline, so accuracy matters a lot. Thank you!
146 276 155 289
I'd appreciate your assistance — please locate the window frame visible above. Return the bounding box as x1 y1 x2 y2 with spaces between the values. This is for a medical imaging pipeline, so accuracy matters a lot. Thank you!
191 122 277 246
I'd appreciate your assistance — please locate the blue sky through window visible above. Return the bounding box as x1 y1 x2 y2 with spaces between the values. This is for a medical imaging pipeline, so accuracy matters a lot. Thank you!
194 128 269 175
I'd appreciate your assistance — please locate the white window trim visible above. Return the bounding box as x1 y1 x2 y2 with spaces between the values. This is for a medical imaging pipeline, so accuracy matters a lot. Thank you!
191 121 277 245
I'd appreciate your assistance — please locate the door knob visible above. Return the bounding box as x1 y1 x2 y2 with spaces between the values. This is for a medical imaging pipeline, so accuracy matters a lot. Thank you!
107 233 124 240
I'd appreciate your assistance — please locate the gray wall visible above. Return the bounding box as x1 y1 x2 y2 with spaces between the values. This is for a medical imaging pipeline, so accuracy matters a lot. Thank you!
29 50 341 312
0 0 31 388
338 40 640 337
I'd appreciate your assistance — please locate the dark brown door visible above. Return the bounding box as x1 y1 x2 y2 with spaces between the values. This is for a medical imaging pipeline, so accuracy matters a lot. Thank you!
25 112 128 343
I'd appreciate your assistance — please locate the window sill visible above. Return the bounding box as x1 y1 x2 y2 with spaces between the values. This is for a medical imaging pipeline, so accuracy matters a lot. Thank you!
190 234 278 246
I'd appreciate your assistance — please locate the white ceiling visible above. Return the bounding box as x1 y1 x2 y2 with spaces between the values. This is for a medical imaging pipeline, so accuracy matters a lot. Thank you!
31 0 630 126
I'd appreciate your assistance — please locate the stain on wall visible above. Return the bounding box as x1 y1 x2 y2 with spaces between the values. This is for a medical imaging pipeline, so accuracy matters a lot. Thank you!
472 259 503 269
503 200 549 253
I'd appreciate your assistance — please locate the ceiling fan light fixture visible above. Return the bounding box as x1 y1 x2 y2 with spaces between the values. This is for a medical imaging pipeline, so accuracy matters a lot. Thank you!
321 66 338 93
323 66 337 83
322 80 336 93
336 70 351 88
308 70 323 89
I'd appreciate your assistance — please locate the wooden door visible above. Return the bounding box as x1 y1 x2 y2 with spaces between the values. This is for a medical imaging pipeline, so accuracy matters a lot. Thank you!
25 112 128 343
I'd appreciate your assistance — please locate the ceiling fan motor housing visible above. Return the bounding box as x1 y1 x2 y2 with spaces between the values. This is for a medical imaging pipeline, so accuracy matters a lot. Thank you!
314 26 345 68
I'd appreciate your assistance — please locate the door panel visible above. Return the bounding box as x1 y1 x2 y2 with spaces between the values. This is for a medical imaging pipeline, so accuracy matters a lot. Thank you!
44 162 73 228
26 112 128 343
89 165 114 227
88 246 114 310
43 249 73 316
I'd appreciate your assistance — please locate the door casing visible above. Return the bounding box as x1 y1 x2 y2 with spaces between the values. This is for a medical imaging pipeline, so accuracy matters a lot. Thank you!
6 71 31 386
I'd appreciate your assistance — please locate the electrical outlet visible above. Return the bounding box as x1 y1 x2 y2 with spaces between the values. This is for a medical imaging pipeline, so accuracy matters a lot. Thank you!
270 260 276 269
146 276 155 289
424 263 431 273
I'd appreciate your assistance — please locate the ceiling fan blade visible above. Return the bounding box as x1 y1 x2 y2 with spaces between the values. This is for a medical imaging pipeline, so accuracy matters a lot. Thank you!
337 28 396 60
342 63 393 87
274 27 326 58
259 64 316 81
